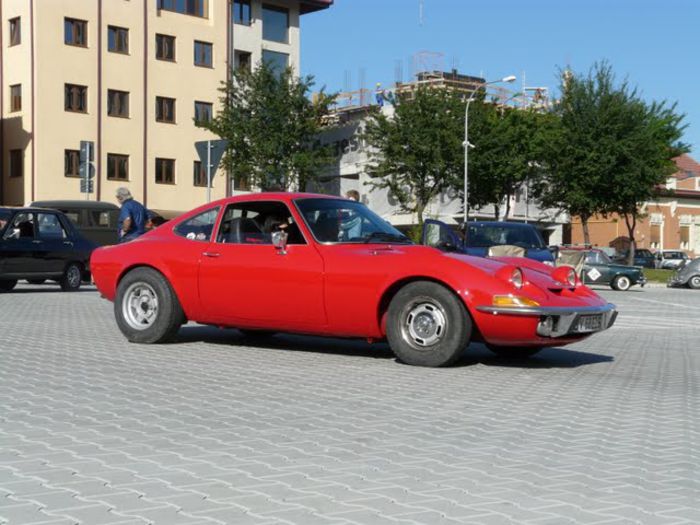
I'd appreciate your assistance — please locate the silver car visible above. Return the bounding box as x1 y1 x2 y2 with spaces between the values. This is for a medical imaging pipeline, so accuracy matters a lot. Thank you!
657 250 689 269
668 258 700 289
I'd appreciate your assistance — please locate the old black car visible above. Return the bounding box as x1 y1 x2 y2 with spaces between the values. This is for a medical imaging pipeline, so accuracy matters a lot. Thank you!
0 207 97 292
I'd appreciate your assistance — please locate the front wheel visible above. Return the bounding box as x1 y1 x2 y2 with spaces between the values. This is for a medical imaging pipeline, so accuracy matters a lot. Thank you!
487 345 542 359
115 267 185 343
386 281 472 367
611 275 631 291
688 275 700 290
0 280 17 292
60 263 83 291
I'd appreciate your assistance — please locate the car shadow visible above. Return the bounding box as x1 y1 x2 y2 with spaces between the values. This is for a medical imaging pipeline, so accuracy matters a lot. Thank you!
176 326 613 369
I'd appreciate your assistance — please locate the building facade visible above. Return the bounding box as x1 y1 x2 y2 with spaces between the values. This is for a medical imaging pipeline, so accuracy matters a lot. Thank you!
0 0 331 214
570 154 700 257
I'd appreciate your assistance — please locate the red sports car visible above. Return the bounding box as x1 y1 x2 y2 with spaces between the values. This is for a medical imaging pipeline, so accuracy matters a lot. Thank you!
91 193 617 367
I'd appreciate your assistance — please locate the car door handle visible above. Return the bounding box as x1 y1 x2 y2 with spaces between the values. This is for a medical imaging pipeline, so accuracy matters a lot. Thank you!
203 252 220 258
63 241 73 246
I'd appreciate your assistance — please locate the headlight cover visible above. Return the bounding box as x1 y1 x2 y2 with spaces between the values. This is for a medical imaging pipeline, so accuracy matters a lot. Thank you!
552 266 578 287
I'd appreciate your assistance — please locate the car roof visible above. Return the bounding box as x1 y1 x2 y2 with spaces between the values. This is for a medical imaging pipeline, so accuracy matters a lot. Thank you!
467 221 535 229
30 200 119 210
0 206 68 214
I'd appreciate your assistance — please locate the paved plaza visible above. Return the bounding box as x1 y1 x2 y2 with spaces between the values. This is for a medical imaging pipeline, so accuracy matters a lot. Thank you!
0 283 698 524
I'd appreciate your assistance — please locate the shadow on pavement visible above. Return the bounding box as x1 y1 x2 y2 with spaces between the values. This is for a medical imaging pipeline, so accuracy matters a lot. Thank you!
177 325 612 368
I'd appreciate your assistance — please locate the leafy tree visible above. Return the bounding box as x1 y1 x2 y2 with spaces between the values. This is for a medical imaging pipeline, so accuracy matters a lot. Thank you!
362 87 465 227
537 62 687 257
205 62 336 191
467 101 552 220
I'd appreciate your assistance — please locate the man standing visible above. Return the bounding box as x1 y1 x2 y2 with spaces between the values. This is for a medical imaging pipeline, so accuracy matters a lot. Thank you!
116 187 147 243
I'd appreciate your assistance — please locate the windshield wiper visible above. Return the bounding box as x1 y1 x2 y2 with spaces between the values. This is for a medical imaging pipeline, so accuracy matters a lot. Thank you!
363 232 412 244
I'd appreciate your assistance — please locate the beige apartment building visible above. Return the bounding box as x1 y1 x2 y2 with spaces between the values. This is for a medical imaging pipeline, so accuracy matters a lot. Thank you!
0 0 331 214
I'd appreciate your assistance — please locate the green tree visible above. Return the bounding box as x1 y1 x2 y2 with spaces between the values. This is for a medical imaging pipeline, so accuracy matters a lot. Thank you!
467 101 551 219
537 62 687 256
362 87 464 228
205 62 336 191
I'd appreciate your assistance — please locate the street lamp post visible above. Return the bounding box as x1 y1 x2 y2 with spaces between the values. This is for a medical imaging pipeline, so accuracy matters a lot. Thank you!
463 75 516 226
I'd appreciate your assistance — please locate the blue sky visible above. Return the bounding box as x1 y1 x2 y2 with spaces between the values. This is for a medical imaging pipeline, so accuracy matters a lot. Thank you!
301 0 700 156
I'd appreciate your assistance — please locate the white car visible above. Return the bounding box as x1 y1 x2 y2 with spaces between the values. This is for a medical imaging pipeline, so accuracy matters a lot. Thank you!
657 250 689 269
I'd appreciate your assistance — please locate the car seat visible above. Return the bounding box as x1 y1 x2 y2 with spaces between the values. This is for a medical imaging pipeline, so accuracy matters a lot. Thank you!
18 221 35 238
227 217 264 244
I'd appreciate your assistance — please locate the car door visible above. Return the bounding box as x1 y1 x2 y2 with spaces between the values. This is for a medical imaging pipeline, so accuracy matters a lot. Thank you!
421 219 464 252
35 212 72 274
582 251 611 285
1 212 43 276
198 201 326 329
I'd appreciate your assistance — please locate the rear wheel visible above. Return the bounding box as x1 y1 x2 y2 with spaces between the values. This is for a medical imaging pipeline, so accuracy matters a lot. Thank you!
688 275 700 290
386 281 471 367
487 345 542 359
60 263 83 291
0 280 17 292
611 275 631 291
115 267 185 343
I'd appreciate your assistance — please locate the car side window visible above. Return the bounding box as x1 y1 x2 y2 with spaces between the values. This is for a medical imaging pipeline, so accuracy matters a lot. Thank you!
217 201 306 245
37 213 68 240
88 210 117 228
174 207 220 242
3 212 36 240
585 252 599 264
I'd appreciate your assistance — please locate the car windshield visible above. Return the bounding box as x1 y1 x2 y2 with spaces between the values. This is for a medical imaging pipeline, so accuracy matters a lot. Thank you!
295 198 411 244
465 223 546 249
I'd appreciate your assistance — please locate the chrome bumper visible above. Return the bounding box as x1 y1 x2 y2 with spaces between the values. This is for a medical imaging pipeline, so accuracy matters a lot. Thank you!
476 303 618 338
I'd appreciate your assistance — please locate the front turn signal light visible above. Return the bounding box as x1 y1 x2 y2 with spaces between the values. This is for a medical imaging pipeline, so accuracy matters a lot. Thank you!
492 295 540 308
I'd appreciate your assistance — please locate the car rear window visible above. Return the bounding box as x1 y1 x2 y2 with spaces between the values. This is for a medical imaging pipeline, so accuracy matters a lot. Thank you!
466 224 545 249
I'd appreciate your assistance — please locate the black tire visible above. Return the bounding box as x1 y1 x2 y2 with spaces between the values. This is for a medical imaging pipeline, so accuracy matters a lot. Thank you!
487 345 542 359
688 275 700 290
386 281 471 367
27 279 46 285
0 280 17 292
60 263 83 291
115 267 185 344
611 275 631 291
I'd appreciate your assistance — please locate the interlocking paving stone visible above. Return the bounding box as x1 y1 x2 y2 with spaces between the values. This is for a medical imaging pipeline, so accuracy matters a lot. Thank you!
1 284 699 524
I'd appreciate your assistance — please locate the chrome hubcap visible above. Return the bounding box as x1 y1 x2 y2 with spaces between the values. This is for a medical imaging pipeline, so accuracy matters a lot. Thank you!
619 277 630 289
403 302 446 347
67 266 81 287
122 282 159 331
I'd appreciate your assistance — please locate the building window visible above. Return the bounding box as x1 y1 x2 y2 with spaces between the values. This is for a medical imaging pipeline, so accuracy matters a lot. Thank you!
158 0 207 18
65 84 88 112
194 101 213 125
107 154 129 181
65 149 80 178
64 18 87 47
194 40 212 67
262 50 289 76
155 158 175 184
108 25 129 54
107 89 129 117
155 96 175 123
650 223 661 250
233 174 249 191
233 0 251 25
9 17 21 46
262 4 289 43
156 34 175 61
680 225 690 250
10 84 21 112
234 50 252 72
194 160 207 187
9 149 23 178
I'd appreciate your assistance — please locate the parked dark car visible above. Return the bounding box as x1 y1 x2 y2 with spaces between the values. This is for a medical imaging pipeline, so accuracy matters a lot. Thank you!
0 207 97 292
30 200 120 246
561 248 646 291
422 219 556 264
668 258 700 289
614 248 656 268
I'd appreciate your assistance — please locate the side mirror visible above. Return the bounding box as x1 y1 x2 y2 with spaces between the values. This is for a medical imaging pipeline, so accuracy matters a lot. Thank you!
271 230 288 255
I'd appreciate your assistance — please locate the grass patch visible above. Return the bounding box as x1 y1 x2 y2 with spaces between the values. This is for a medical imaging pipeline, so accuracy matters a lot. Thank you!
643 268 674 283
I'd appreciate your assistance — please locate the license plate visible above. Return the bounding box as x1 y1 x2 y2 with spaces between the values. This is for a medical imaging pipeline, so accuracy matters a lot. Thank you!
574 314 603 333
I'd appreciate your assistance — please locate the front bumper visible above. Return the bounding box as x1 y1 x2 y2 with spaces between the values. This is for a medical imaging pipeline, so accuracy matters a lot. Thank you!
476 303 617 338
